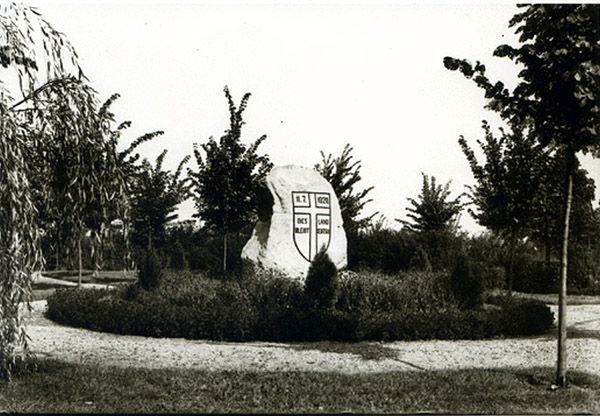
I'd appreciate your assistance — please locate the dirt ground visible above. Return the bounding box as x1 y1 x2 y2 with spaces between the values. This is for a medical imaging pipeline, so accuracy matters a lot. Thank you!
21 300 600 375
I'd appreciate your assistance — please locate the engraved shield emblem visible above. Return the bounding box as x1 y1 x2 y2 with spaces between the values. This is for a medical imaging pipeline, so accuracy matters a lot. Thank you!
292 191 331 262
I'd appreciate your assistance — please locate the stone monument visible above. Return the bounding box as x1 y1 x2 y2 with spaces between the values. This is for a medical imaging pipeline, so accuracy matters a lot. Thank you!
242 165 347 278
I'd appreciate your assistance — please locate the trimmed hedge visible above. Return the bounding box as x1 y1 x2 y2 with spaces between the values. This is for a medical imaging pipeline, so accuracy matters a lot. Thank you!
46 270 555 342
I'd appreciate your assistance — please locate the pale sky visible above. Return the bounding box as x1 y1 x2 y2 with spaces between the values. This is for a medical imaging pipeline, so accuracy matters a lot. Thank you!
26 1 600 234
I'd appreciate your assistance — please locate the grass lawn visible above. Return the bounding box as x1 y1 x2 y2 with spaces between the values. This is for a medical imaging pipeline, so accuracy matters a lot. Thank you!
43 269 137 283
515 292 600 305
488 289 600 305
1 359 599 414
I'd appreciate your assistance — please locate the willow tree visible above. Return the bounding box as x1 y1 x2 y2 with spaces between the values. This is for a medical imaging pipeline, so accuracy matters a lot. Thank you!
0 4 127 378
445 4 599 387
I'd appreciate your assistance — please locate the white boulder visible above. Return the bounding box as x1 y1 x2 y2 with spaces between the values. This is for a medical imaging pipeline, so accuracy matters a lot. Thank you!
242 165 347 278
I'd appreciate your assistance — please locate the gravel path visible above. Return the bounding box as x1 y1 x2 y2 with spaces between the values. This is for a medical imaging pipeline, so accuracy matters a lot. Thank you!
23 301 600 374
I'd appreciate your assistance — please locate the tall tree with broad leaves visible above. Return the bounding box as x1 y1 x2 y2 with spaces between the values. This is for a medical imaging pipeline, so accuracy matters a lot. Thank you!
397 173 464 233
445 4 599 387
130 150 190 251
458 122 547 292
188 86 272 272
315 143 376 236
0 4 127 379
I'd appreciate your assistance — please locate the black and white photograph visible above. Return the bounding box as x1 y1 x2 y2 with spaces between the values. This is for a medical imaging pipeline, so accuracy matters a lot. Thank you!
1 1 599 413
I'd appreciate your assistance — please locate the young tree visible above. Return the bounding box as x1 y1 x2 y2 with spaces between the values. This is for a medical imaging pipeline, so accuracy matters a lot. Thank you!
315 143 376 236
397 173 466 272
398 173 464 233
188 86 272 271
130 150 190 251
28 85 130 285
531 153 597 269
445 4 599 386
458 122 546 292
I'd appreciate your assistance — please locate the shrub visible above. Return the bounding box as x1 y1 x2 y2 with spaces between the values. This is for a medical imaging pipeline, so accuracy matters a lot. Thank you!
304 249 338 310
513 259 558 294
450 254 483 309
486 295 555 335
249 275 304 341
45 270 554 343
349 228 415 274
138 249 163 290
167 240 188 270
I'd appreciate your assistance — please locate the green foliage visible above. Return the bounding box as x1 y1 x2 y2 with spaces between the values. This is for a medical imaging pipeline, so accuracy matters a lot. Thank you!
137 249 164 291
398 173 464 233
188 86 272 271
315 143 375 235
304 249 339 310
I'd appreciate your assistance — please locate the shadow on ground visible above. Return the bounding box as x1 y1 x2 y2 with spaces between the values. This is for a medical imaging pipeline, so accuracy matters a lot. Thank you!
284 341 398 361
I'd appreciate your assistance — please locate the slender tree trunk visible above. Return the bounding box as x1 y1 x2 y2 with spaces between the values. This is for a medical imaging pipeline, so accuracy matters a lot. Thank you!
507 232 516 295
55 230 60 271
556 148 575 387
91 232 98 278
223 233 228 272
78 235 83 288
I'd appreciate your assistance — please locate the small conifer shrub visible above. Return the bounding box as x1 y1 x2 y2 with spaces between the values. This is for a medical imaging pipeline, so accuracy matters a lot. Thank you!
450 253 483 309
138 249 163 291
304 248 339 309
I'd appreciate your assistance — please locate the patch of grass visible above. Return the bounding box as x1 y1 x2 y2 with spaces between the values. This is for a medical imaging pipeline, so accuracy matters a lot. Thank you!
0 359 598 414
489 289 600 305
41 269 136 284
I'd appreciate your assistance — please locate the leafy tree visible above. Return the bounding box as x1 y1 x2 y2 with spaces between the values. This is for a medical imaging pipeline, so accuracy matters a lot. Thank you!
315 143 376 235
458 122 546 292
530 153 597 268
445 4 599 386
0 4 126 378
130 150 190 251
398 173 464 233
25 79 129 286
396 173 466 272
188 86 272 271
